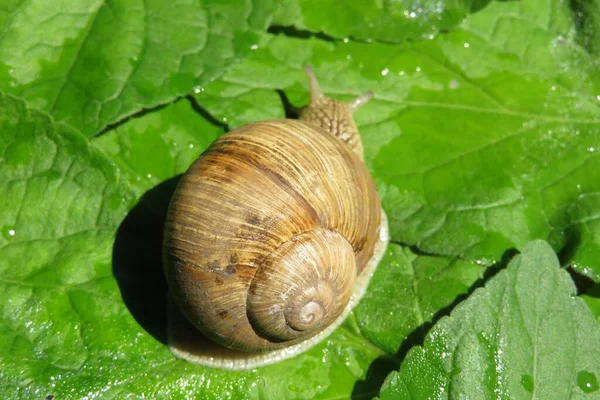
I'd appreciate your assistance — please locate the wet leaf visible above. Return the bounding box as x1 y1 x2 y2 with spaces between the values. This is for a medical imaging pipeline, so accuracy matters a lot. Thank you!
379 241 600 399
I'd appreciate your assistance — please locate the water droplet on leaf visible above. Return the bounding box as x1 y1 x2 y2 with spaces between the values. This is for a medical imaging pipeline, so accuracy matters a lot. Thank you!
577 371 599 393
521 374 534 393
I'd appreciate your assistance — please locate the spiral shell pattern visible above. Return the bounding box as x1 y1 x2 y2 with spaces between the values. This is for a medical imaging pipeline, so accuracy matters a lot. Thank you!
247 228 356 341
163 119 381 352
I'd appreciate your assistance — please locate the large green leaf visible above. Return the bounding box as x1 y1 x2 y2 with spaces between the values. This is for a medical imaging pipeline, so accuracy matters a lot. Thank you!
2 0 600 398
195 0 600 281
0 92 489 398
379 240 600 399
0 0 271 137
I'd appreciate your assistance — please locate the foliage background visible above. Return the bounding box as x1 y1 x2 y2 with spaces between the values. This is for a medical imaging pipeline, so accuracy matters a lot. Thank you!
0 0 599 398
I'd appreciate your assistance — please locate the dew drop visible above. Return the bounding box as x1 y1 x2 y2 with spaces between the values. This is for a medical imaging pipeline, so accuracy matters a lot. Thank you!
8 229 15 236
343 37 349 43
189 143 195 149
250 44 258 50
596 95 600 101
416 67 421 72
381 68 389 76
464 42 470 48
521 374 534 393
146 173 152 179
577 371 599 394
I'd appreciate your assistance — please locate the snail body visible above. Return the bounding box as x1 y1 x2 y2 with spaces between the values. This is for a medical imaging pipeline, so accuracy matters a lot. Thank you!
163 67 389 368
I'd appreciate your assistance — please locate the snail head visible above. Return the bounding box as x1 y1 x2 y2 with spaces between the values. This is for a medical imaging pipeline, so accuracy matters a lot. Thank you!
299 66 373 160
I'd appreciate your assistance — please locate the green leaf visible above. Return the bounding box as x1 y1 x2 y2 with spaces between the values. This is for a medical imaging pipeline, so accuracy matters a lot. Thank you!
3 0 600 397
0 0 271 136
196 0 600 281
272 0 490 43
0 94 487 396
582 284 600 325
379 240 600 399
570 0 600 56
92 97 224 197
353 244 485 355
0 92 133 393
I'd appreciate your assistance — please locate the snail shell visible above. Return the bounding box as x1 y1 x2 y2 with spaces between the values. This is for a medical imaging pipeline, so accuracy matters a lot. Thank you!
163 67 389 369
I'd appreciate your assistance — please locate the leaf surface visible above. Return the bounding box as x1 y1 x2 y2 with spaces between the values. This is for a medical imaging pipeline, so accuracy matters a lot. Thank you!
0 0 270 136
272 0 490 43
379 240 600 399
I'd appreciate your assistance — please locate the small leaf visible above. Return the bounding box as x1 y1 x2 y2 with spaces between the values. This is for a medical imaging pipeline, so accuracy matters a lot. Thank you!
379 240 600 399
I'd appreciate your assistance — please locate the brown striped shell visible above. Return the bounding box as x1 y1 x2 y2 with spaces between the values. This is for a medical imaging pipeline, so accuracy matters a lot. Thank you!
164 119 381 352
163 67 382 354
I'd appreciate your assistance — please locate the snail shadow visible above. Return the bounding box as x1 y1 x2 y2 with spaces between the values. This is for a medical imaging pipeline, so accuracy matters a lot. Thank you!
112 175 182 345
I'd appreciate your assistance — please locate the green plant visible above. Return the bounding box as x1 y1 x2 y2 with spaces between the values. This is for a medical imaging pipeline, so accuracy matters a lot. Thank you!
1 0 599 398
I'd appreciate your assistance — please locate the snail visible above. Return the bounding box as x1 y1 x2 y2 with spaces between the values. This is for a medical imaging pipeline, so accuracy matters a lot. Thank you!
163 66 389 370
